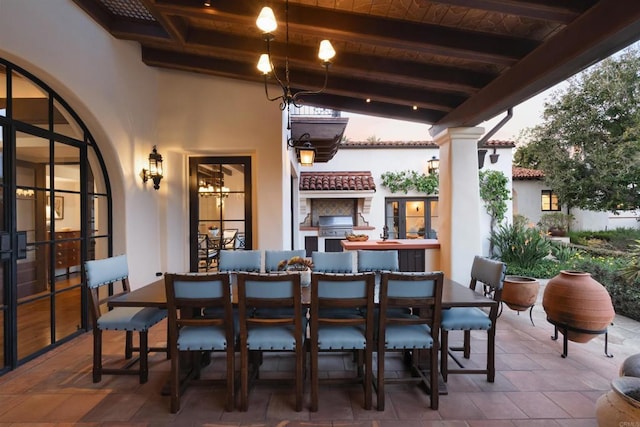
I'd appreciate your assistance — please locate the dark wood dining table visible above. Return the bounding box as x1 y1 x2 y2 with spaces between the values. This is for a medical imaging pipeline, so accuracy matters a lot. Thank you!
108 276 497 310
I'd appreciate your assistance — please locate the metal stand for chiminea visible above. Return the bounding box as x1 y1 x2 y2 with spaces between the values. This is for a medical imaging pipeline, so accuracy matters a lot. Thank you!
547 317 613 359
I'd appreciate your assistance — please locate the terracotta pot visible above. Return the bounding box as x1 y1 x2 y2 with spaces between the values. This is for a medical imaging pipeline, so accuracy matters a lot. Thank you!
502 276 539 311
595 377 640 426
548 227 566 237
542 270 615 343
621 353 640 378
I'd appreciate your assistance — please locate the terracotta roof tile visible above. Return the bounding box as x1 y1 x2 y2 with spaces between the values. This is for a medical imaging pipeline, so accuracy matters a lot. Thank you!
300 172 376 191
513 166 545 180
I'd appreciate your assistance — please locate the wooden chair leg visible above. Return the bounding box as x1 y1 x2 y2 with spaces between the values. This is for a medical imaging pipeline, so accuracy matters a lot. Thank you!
93 329 102 383
240 346 248 412
440 330 449 382
364 346 372 410
377 346 385 411
225 346 235 412
463 330 471 358
125 330 134 359
487 327 496 382
310 342 319 412
139 331 149 384
295 344 304 412
170 347 180 413
429 345 439 410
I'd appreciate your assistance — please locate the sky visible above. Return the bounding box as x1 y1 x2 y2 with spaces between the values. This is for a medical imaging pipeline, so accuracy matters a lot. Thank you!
341 82 566 144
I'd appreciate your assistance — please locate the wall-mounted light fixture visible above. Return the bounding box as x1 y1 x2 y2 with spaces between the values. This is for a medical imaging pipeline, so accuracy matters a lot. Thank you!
489 148 500 164
140 145 163 190
287 132 316 167
427 155 439 175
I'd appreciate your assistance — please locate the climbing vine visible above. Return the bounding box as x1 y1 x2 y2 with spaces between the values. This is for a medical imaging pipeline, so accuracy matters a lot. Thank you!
479 169 511 255
380 170 439 195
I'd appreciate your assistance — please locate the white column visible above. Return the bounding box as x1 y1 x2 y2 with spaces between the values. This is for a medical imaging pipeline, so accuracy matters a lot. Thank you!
433 127 485 284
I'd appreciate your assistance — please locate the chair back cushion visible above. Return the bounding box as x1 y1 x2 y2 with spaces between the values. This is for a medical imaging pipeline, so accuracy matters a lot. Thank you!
470 256 507 294
312 251 354 273
357 250 399 272
218 250 262 272
264 250 306 272
85 254 128 288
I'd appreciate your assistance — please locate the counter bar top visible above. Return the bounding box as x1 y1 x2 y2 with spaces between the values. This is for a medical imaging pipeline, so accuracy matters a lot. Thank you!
340 238 440 250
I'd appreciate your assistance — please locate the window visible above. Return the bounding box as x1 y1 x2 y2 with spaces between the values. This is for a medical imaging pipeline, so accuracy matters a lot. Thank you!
541 190 560 211
384 197 438 239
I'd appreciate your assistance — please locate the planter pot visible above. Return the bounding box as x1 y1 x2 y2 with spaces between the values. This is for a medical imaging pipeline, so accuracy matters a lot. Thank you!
621 353 640 378
595 377 640 426
542 270 615 343
502 276 539 311
208 229 219 237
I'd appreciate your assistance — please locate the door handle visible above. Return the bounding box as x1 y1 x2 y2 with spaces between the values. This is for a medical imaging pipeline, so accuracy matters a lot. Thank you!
17 231 27 260
0 231 28 260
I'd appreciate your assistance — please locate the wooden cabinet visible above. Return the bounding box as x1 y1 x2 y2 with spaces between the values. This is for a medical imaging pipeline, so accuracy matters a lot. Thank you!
52 230 81 273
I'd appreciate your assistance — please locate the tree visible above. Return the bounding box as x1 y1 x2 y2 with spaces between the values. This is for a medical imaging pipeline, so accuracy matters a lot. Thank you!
479 170 510 256
521 48 640 213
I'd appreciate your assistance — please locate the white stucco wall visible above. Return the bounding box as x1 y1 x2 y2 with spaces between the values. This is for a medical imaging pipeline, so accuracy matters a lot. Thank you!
0 0 287 287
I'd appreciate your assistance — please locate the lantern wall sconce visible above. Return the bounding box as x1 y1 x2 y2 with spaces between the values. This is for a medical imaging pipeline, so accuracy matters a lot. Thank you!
287 132 316 167
427 155 439 175
140 145 164 190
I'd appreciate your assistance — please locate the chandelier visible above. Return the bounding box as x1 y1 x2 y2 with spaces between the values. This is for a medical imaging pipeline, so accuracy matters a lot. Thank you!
256 0 336 129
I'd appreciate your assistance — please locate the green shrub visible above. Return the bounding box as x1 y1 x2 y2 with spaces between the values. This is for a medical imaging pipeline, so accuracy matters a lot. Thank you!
490 222 551 269
549 241 577 262
505 259 564 279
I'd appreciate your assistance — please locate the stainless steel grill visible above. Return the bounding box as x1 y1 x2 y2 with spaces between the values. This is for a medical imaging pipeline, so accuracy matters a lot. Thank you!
318 215 354 237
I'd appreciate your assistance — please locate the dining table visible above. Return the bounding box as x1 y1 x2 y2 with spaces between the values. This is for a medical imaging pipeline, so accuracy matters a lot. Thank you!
108 273 497 396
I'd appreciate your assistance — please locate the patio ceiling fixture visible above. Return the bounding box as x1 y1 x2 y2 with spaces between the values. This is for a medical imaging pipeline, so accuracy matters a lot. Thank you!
140 145 163 190
256 0 336 130
287 132 316 167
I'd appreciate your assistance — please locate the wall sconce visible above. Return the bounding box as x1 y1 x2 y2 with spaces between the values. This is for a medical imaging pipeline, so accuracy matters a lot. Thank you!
288 132 316 167
140 145 163 190
427 155 439 175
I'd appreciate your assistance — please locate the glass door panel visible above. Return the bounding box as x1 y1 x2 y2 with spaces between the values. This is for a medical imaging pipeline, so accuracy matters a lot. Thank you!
11 70 49 128
191 157 251 272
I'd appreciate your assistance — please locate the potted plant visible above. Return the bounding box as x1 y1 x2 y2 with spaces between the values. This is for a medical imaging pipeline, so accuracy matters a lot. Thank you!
537 212 574 237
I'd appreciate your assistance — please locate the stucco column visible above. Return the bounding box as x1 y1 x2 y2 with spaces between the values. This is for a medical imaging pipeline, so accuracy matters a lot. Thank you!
433 127 485 284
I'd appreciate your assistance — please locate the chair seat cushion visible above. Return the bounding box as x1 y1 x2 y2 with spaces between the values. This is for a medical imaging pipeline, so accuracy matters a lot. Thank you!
384 324 433 349
318 325 366 350
247 326 299 350
441 307 491 331
97 307 166 331
178 325 228 351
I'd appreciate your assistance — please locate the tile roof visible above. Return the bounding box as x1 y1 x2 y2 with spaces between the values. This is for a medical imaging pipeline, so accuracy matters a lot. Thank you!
513 166 545 180
341 139 514 149
300 172 376 191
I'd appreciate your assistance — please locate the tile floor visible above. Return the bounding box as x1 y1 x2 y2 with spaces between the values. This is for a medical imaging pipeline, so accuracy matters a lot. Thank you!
0 280 638 426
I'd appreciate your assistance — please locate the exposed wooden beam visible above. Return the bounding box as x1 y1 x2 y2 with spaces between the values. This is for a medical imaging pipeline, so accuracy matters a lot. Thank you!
430 0 640 135
425 0 591 23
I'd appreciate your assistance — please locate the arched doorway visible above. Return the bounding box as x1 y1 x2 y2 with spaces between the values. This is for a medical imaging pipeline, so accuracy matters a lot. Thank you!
0 58 112 373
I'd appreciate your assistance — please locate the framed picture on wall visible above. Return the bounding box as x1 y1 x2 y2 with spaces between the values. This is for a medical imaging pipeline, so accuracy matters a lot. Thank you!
54 196 64 220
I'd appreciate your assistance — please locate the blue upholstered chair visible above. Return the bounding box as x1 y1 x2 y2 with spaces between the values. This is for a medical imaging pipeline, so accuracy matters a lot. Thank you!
85 255 167 384
236 272 305 412
312 251 354 273
218 250 262 273
377 271 444 411
309 272 376 412
164 273 235 413
440 256 506 382
357 249 399 273
264 249 306 273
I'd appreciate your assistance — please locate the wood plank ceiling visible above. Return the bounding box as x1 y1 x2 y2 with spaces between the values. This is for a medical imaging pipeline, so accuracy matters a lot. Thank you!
72 0 640 136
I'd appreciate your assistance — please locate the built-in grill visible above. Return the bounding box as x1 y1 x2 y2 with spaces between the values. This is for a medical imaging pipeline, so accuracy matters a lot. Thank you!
318 215 354 237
